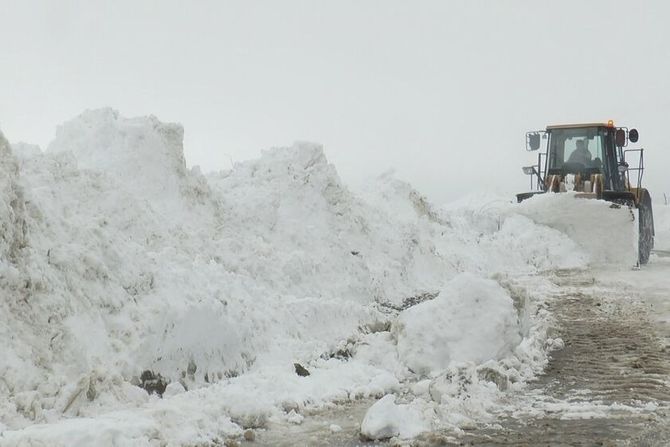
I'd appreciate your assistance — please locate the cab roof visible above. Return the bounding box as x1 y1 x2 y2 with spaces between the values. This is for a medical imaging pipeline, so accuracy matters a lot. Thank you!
546 123 610 130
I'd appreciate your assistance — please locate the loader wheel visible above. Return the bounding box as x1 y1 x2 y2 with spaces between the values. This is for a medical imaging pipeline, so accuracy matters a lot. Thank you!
638 197 654 265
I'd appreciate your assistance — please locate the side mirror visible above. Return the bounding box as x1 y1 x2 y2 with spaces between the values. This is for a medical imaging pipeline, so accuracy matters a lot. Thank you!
615 128 626 147
629 128 639 143
526 132 541 151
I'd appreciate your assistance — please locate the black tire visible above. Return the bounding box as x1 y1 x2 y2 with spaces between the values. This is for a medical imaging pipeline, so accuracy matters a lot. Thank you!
638 191 654 265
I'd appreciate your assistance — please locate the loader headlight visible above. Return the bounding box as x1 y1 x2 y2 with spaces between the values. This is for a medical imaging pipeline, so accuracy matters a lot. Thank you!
522 166 536 175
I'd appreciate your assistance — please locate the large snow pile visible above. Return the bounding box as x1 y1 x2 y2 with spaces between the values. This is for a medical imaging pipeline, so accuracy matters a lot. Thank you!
0 109 601 445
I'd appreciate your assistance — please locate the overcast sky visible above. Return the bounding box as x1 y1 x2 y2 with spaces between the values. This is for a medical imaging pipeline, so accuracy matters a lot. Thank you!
2 0 669 204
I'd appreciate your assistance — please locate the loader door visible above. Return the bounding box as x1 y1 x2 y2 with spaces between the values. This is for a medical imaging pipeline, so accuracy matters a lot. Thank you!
603 129 626 191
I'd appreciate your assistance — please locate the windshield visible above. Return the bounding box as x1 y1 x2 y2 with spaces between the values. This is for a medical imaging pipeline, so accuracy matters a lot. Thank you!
547 127 605 172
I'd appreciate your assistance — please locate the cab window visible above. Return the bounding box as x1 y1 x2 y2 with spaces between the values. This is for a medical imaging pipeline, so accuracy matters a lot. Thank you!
548 127 605 172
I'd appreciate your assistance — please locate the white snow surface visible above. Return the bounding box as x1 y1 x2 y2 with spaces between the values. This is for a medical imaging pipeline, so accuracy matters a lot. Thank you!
1 108 648 445
395 273 522 375
9 142 42 160
515 191 637 265
653 203 670 251
360 394 432 440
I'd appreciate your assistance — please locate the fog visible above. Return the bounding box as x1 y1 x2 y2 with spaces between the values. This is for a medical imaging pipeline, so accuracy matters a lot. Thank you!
2 0 669 203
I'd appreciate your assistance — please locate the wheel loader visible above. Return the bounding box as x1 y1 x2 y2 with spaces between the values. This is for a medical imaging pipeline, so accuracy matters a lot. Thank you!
517 121 654 264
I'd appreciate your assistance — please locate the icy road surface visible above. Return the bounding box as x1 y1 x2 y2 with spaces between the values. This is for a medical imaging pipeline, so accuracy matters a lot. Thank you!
258 259 670 446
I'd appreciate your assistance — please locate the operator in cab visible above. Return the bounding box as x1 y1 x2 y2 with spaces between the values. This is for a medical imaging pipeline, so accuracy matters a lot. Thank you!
567 139 592 166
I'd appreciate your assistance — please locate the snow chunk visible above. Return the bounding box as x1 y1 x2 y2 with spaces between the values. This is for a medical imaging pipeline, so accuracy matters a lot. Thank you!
360 394 431 440
395 273 521 375
286 409 304 425
163 381 186 398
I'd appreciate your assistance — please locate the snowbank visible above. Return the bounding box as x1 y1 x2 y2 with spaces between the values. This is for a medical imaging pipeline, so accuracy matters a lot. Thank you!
395 273 521 375
0 109 598 445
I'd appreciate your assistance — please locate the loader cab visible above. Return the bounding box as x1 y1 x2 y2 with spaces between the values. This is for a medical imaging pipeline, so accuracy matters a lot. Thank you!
545 124 624 191
523 122 636 196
